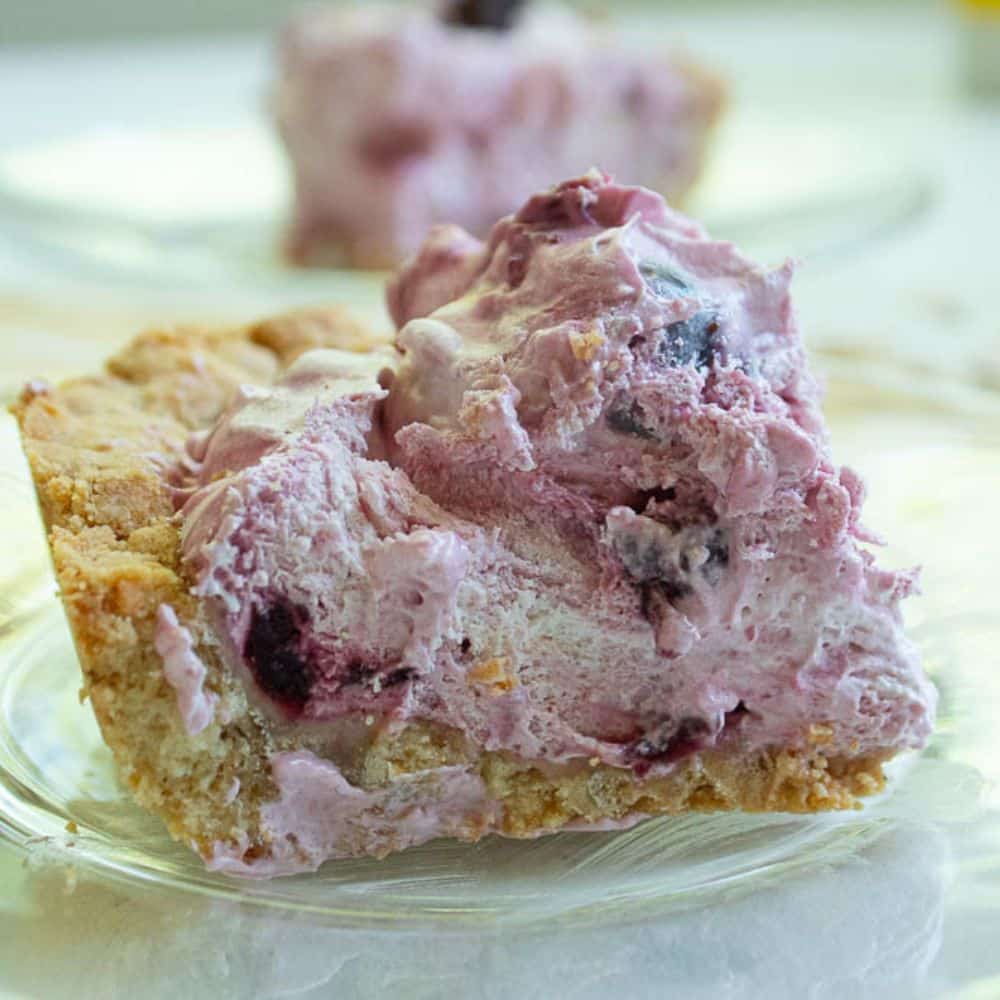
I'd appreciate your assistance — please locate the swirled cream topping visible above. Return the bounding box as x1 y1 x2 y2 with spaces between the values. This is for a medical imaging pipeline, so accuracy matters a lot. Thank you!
177 172 935 872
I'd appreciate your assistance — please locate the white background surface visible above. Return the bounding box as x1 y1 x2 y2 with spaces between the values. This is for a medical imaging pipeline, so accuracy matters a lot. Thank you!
1 6 999 998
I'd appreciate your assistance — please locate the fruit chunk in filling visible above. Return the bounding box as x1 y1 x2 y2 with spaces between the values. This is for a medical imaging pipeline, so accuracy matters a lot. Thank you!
178 171 935 783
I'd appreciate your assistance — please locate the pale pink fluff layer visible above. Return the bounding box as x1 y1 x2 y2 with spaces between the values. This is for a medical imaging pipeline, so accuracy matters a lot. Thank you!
179 172 935 874
154 604 217 736
273 3 720 265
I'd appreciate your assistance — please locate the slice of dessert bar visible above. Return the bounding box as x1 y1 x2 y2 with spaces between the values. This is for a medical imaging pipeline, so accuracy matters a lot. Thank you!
274 2 724 267
15 172 935 876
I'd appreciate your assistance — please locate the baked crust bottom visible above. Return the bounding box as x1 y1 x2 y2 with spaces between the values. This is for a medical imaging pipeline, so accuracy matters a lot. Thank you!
14 309 887 868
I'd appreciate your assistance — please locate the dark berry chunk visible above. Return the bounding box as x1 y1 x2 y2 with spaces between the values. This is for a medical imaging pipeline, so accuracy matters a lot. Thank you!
342 659 376 687
639 260 691 299
443 0 524 30
628 716 711 774
606 398 656 440
621 542 695 612
634 260 723 369
615 531 672 584
724 701 749 729
628 486 677 514
639 578 693 621
245 601 313 711
659 311 721 369
703 529 729 582
383 666 417 687
615 522 730 623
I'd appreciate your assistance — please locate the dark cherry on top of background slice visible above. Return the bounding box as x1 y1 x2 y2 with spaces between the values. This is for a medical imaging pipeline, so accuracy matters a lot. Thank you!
443 0 526 30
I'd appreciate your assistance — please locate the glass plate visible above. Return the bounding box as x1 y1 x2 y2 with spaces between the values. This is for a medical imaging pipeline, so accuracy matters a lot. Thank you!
0 368 995 929
0 105 931 296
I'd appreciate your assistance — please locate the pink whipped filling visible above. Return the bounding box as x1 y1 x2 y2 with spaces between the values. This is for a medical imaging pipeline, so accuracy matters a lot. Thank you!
207 751 497 877
177 172 935 871
154 604 217 736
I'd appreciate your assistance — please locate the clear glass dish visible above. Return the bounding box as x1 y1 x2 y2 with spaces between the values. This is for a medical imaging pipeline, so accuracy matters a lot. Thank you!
0 366 996 929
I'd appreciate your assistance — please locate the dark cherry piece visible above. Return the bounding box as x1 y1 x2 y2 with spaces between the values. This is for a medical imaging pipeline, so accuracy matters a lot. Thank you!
617 523 729 589
383 666 417 687
703 528 730 582
659 312 721 369
628 716 712 775
638 259 723 369
627 703 750 776
724 701 750 727
244 601 313 712
342 659 376 687
443 0 526 30
617 522 730 627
